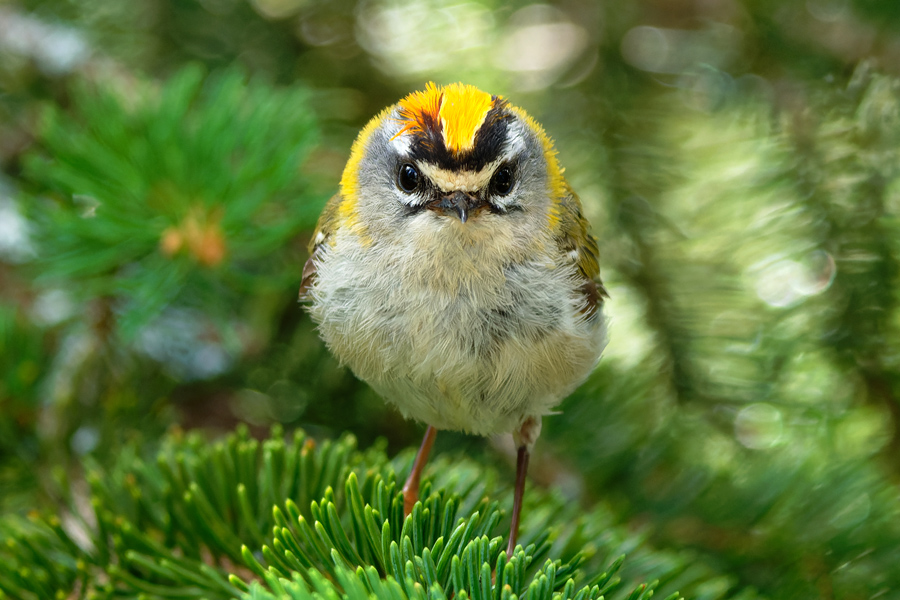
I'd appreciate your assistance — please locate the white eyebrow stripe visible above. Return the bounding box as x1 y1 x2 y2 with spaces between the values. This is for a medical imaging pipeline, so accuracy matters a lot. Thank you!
388 130 412 155
418 161 501 193
502 120 528 159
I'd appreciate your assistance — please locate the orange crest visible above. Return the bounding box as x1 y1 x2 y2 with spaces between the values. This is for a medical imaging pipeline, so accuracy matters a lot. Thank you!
395 82 495 154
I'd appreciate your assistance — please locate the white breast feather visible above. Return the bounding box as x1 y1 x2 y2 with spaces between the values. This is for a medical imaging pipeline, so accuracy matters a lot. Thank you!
307 213 607 436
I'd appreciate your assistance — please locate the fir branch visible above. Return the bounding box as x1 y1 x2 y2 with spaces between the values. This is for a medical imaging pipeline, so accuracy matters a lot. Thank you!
22 65 323 341
0 426 679 600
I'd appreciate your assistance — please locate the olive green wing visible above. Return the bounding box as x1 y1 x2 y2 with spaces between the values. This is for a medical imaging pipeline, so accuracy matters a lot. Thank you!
299 193 343 301
555 186 607 318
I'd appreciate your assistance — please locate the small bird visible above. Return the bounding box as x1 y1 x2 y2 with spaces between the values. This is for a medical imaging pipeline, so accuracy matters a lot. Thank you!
300 82 607 555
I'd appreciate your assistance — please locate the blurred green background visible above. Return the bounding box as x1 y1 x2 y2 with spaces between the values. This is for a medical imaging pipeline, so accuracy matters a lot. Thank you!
2 0 900 598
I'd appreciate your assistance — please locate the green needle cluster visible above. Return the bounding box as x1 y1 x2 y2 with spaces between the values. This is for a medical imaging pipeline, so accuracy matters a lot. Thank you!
0 426 682 600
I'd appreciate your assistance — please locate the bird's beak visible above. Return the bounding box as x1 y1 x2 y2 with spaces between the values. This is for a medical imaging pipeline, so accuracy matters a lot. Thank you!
427 191 485 223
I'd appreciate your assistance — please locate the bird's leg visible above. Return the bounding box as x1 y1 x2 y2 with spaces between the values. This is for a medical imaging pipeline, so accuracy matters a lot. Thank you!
507 444 530 556
507 416 541 556
403 425 437 516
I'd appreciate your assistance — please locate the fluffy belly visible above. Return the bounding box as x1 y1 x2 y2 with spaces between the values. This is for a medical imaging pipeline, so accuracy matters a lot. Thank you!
307 246 606 436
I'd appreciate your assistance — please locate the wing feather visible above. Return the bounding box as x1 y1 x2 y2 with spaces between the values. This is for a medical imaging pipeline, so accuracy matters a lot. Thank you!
554 187 607 318
299 193 343 301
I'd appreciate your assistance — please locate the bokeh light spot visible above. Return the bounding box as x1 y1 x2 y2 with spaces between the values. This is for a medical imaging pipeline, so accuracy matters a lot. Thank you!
356 1 493 76
751 251 836 308
0 195 33 263
494 4 588 90
735 403 784 449
250 0 308 20
621 24 741 74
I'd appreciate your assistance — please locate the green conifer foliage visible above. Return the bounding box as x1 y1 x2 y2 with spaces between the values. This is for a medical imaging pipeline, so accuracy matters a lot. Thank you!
0 306 48 510
0 426 686 600
23 65 321 340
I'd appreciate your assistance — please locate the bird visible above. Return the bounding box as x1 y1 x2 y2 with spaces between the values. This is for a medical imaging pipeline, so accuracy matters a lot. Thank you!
299 82 607 555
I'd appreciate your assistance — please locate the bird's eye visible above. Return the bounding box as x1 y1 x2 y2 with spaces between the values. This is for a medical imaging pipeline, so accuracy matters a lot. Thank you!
397 163 420 193
490 165 514 196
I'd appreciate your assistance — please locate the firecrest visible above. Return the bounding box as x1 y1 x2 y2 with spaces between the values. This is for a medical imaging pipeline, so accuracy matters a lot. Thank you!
300 82 607 554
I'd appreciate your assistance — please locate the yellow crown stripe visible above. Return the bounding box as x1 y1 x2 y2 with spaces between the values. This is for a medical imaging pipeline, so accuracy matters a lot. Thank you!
438 83 494 154
395 82 494 155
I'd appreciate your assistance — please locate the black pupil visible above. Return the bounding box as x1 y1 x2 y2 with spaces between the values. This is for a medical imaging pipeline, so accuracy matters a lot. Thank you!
398 163 419 193
492 167 513 196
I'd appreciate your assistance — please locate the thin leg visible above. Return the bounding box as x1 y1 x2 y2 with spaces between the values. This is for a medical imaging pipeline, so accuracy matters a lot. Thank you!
403 425 438 516
507 444 530 556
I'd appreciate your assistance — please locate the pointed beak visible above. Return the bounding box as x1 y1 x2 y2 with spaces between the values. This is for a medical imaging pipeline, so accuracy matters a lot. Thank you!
428 191 485 223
